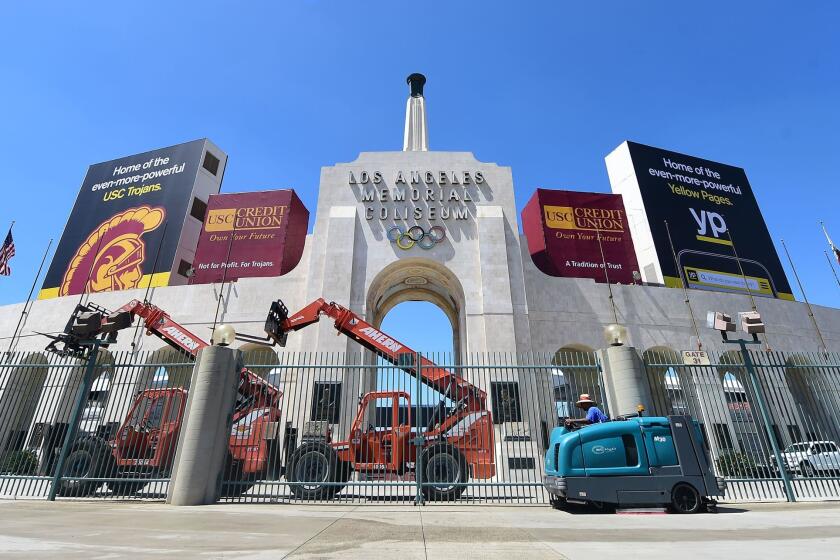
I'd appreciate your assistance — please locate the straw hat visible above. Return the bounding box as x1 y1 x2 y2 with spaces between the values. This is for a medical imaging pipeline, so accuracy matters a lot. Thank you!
576 394 596 407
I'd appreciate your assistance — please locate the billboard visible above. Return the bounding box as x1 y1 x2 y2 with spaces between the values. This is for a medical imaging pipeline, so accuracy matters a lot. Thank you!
40 139 225 299
606 141 793 300
522 189 640 284
190 190 309 284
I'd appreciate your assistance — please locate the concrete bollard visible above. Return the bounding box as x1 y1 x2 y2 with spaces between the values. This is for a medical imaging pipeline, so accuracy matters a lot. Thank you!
597 345 653 418
166 345 241 506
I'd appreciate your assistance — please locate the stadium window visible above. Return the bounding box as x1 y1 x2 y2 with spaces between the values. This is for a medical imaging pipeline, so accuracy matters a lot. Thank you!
190 197 207 222
491 381 522 424
177 259 193 278
202 151 221 176
310 382 341 424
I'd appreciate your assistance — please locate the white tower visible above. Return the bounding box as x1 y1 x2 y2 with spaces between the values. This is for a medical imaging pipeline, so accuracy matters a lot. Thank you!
403 73 429 151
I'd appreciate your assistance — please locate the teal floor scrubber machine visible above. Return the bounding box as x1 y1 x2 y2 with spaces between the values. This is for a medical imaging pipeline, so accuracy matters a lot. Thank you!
543 413 726 513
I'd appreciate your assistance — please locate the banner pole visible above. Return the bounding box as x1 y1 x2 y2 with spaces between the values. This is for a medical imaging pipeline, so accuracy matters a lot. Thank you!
781 239 827 353
725 227 770 351
594 228 618 324
5 237 52 358
76 225 108 308
210 220 237 339
664 220 703 350
130 222 169 352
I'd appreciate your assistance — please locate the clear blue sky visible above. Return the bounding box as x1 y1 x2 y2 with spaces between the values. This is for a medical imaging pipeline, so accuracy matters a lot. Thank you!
1 2 838 352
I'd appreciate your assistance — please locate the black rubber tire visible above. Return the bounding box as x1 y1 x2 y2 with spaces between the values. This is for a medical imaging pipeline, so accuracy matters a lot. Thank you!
287 442 344 501
220 454 258 498
57 438 112 497
107 480 148 496
421 445 468 502
671 483 702 514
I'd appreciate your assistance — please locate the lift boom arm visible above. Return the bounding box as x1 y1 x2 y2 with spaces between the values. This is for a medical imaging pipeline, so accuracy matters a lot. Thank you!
113 300 209 356
267 298 486 411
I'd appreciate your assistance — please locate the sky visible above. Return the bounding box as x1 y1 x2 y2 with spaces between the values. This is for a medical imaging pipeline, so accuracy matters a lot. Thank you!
0 2 838 352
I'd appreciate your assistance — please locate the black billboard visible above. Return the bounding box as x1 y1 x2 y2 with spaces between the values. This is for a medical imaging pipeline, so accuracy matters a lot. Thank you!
623 141 792 300
40 140 209 299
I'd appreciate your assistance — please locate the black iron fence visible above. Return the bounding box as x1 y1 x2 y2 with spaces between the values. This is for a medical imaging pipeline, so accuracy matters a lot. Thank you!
0 349 193 500
220 350 606 504
7 344 837 505
644 349 840 502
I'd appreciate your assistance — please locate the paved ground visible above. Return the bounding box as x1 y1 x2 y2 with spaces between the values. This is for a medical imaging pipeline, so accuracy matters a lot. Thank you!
0 500 839 559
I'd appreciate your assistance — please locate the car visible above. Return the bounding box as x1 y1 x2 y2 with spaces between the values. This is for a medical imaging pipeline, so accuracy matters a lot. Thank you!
771 441 840 477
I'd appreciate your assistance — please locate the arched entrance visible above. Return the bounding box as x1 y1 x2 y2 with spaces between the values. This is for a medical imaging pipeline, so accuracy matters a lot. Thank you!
366 258 465 358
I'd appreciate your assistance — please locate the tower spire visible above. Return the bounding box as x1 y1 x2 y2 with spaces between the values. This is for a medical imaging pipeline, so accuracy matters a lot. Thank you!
403 73 428 151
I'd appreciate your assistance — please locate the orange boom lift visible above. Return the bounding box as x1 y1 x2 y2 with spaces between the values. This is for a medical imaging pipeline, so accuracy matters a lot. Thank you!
239 298 496 501
44 300 283 497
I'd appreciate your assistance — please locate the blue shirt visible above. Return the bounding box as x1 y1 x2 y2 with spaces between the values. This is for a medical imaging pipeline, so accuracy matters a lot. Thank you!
586 406 608 424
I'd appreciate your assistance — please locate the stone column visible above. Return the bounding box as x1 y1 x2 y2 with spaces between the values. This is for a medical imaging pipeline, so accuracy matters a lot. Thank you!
598 345 653 417
166 345 240 506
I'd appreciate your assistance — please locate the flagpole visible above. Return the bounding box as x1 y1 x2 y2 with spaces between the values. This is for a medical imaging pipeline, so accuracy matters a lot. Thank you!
820 221 840 291
664 220 703 350
210 221 237 340
824 251 840 291
5 237 52 358
781 239 827 353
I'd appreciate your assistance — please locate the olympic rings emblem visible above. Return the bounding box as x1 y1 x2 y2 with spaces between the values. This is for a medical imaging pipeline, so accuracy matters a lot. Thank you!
386 225 446 250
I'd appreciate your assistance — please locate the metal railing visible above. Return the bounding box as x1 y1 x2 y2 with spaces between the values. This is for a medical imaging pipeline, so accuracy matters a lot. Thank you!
219 350 607 504
644 348 840 502
0 349 193 500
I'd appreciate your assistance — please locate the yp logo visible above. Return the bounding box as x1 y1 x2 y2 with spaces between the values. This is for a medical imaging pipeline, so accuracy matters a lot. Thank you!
690 208 732 245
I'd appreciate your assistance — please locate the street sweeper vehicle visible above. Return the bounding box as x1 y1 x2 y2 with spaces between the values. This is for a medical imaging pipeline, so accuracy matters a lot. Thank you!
237 298 496 501
543 414 726 513
43 300 283 497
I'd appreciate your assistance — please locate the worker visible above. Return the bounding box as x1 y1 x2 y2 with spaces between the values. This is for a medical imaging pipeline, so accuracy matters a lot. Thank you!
564 394 608 429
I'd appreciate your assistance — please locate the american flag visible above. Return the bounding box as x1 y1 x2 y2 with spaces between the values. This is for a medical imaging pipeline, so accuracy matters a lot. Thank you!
823 222 840 265
0 229 14 276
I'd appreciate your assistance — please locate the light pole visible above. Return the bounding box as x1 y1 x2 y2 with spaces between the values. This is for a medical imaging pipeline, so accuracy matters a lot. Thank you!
706 311 796 502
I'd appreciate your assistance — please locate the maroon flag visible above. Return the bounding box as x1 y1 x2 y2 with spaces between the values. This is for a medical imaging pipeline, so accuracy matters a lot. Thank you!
0 229 14 276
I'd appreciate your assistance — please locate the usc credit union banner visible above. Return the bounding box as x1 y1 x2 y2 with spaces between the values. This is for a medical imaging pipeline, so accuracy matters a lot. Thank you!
522 189 640 284
190 190 309 284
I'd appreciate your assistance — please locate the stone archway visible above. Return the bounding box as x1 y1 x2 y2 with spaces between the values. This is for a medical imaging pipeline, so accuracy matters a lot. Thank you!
366 257 466 357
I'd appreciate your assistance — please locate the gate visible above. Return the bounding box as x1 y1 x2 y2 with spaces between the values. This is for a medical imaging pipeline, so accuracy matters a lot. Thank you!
644 348 840 502
220 350 607 504
0 349 193 501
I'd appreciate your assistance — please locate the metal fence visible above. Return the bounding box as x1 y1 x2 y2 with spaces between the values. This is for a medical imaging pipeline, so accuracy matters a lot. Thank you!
644 348 840 502
0 349 193 500
1 348 606 505
221 350 607 504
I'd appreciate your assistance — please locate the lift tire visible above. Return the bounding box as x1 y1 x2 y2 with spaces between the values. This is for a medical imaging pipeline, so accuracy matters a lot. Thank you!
670 483 702 514
57 437 112 497
287 442 344 501
220 454 258 498
421 445 468 502
800 462 816 478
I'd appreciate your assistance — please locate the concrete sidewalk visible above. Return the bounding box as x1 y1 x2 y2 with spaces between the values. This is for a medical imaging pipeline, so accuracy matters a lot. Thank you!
1 500 839 559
